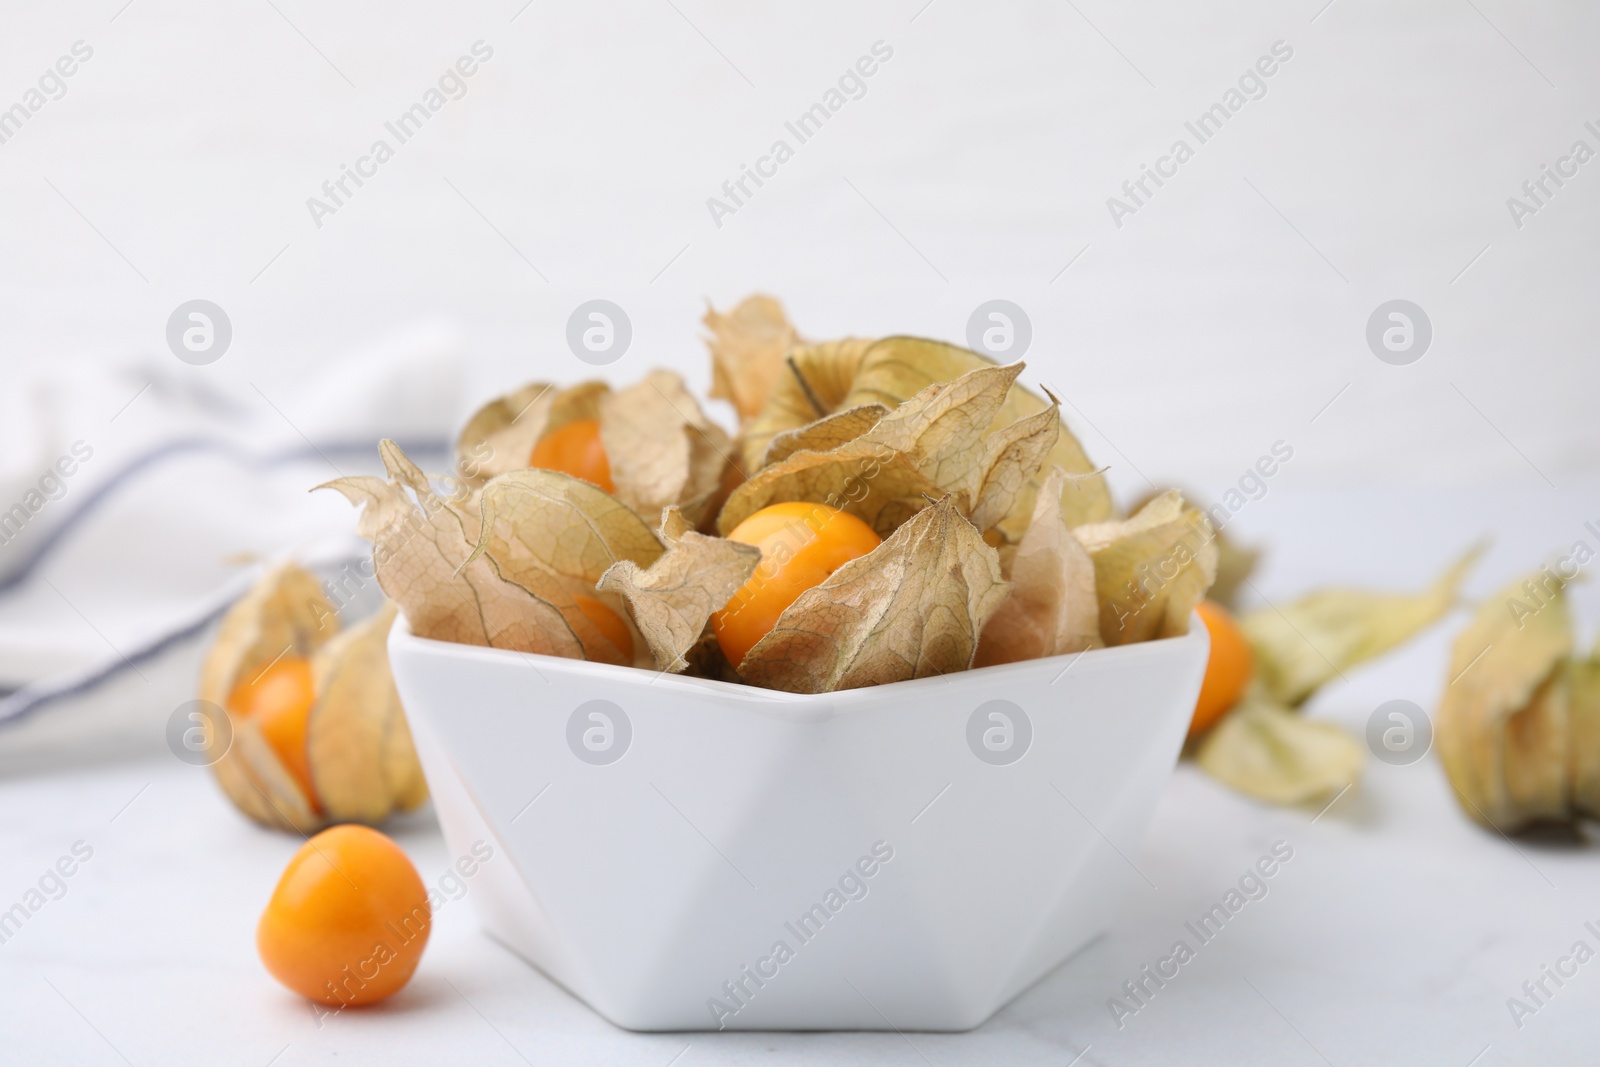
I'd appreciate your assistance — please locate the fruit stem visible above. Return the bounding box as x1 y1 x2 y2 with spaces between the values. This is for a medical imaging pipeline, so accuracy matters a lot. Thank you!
787 355 827 418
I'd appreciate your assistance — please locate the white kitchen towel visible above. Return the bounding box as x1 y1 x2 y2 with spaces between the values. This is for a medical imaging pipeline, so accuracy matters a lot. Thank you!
0 324 467 768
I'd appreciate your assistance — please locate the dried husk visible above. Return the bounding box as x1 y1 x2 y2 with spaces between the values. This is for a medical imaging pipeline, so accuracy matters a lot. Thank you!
199 564 427 833
681 629 745 684
229 717 320 832
1191 548 1478 809
722 435 931 541
717 363 1057 542
454 372 733 527
975 467 1101 667
308 601 429 822
1209 533 1263 612
736 496 1009 694
703 294 801 423
726 325 1111 536
312 304 1243 706
1074 490 1219 646
737 338 874 471
320 440 584 657
1129 487 1261 610
844 337 1112 535
762 404 889 467
470 468 662 665
598 507 761 672
1196 688 1366 806
599 370 734 526
1435 570 1587 831
1244 547 1480 707
1568 653 1600 821
967 401 1063 535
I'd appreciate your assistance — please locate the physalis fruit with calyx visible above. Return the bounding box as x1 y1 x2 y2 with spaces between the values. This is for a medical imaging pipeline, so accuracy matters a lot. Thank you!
323 294 1221 705
198 563 427 834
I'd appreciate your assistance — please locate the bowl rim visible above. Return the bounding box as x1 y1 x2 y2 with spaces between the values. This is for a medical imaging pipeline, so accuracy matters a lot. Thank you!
389 611 1209 717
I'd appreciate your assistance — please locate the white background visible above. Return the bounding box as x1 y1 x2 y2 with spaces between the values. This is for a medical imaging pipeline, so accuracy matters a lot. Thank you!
1 0 1596 499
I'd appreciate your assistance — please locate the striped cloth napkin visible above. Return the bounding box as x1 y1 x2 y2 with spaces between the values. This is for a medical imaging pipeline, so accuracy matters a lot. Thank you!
0 325 466 769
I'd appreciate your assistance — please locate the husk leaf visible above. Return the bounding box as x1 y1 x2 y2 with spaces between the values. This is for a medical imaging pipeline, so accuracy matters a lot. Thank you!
718 363 1055 541
1196 688 1366 805
1075 490 1218 646
597 507 761 673
1210 533 1263 611
231 716 321 832
844 337 1112 534
1435 570 1576 830
600 370 733 525
1568 651 1600 822
738 338 874 470
763 404 890 467
975 467 1101 667
307 601 427 823
319 439 583 657
470 468 663 664
703 294 801 423
1244 547 1481 707
1129 487 1261 610
967 401 1062 535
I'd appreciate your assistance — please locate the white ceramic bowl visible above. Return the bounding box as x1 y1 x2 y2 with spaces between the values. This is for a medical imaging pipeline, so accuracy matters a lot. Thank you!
389 616 1209 1032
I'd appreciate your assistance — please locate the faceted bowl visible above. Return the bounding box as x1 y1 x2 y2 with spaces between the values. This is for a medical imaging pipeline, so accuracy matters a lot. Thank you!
389 615 1208 1031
